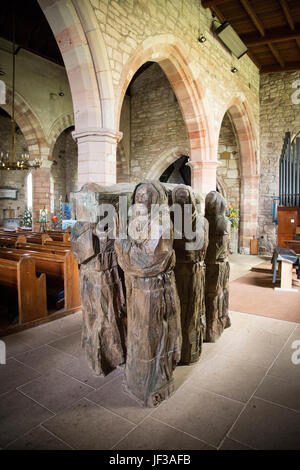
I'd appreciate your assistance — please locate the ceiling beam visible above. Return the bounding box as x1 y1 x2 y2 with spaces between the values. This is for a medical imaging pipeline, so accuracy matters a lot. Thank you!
261 61 300 73
246 50 261 69
239 0 285 68
202 0 229 7
240 0 265 37
241 25 300 46
212 6 226 22
268 43 285 68
279 0 295 31
278 0 300 55
204 1 260 69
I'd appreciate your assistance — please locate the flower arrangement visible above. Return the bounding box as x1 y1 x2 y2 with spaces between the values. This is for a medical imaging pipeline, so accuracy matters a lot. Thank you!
225 203 239 229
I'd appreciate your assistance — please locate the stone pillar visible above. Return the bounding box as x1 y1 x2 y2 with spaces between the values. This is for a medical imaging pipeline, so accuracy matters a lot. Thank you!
187 161 218 197
32 161 52 231
240 175 259 253
73 128 123 188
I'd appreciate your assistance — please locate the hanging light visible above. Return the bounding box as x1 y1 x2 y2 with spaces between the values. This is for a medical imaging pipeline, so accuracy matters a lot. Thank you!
0 0 41 171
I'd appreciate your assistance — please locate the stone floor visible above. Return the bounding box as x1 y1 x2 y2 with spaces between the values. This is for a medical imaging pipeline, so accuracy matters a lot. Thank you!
229 253 265 281
0 256 299 450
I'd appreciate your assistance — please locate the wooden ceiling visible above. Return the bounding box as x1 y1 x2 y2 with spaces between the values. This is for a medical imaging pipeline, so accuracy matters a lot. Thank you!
0 1 63 66
202 0 300 73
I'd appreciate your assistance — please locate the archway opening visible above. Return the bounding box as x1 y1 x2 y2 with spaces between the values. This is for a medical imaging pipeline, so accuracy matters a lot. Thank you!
0 0 75 229
117 62 190 183
217 111 241 253
159 156 191 185
51 126 77 219
0 107 29 227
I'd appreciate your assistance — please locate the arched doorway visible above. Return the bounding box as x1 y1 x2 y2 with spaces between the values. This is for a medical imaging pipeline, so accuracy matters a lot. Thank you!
159 156 191 185
116 37 214 194
117 62 191 184
217 112 241 253
50 126 78 218
217 99 259 253
0 108 29 226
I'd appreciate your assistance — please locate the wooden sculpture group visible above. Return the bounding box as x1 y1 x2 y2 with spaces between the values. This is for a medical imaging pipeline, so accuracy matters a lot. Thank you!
71 181 231 407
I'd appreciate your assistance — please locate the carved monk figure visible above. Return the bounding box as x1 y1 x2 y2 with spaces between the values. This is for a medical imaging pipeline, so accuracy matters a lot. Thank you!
71 210 127 376
115 180 182 407
172 185 209 364
204 191 231 342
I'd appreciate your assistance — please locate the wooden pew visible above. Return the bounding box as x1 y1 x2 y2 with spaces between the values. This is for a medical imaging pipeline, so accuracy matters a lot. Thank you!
43 239 71 248
48 232 70 243
0 229 70 244
15 241 71 255
0 236 22 247
0 256 47 324
0 247 81 313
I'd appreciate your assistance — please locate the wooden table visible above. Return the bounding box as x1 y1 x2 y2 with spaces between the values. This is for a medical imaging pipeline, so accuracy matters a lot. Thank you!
272 247 299 292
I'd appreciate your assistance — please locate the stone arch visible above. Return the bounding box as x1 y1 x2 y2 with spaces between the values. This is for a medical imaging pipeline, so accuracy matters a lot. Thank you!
145 148 189 180
38 0 114 130
1 89 51 231
116 36 213 164
1 88 49 160
48 113 75 158
38 0 118 187
217 96 259 251
292 126 300 142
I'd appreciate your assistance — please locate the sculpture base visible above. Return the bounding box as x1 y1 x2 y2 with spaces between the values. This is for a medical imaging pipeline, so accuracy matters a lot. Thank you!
205 260 230 342
124 377 175 408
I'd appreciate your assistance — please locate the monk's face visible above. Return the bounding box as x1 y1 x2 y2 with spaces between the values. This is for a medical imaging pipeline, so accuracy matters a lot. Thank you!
174 188 190 207
135 184 155 211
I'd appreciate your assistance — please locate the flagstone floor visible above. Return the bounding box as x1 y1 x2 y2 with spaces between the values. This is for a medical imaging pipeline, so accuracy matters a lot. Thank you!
0 256 299 450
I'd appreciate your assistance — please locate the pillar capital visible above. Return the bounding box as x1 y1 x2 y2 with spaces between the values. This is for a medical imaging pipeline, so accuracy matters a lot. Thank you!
72 128 123 144
187 160 218 196
73 127 122 187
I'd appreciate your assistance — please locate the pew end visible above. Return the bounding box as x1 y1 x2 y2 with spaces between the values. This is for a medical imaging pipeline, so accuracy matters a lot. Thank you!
17 257 48 324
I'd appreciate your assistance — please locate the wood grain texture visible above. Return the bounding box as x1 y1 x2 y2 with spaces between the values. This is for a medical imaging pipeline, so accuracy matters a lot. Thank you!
115 181 182 407
71 218 127 376
172 185 209 365
204 191 231 343
0 256 47 325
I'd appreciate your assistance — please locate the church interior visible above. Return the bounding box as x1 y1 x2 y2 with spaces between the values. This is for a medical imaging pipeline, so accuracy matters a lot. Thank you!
0 0 299 452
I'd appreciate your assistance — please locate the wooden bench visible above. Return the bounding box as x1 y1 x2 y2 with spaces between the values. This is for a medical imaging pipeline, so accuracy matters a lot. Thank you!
2 230 71 244
0 256 47 325
0 247 80 313
0 231 68 246
15 242 71 255
43 239 71 248
0 236 23 247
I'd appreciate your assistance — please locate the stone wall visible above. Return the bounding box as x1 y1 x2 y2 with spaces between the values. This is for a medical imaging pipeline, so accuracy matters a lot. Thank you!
0 47 74 150
118 63 241 208
259 71 300 255
91 0 260 112
89 0 260 249
0 113 29 224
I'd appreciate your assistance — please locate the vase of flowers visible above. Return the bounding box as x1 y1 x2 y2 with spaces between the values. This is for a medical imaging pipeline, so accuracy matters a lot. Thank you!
225 203 239 253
